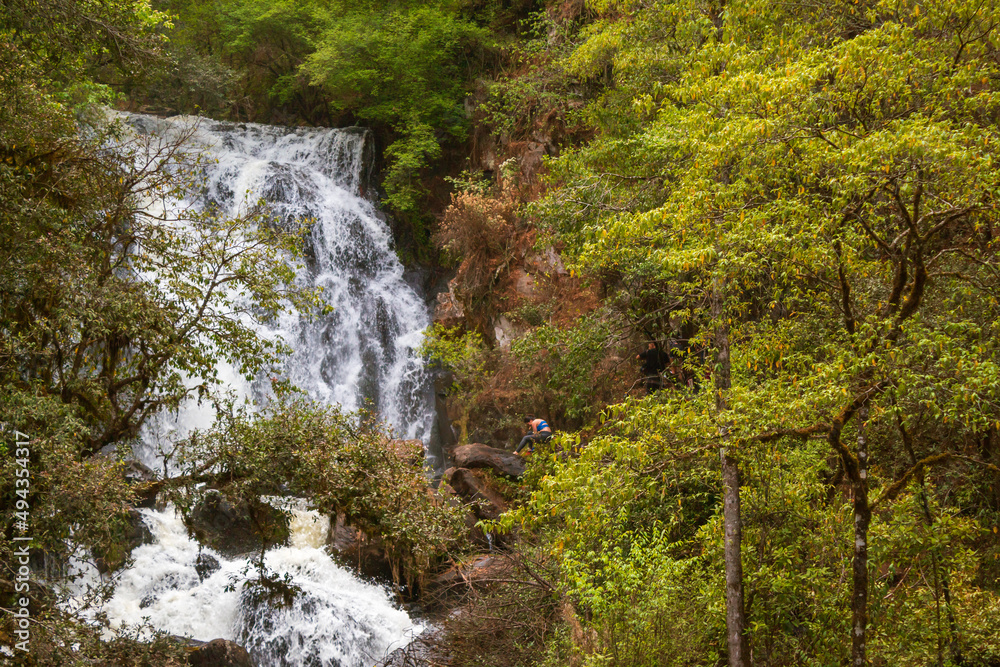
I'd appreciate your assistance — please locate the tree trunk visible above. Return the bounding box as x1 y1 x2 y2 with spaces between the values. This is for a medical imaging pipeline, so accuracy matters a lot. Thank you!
721 446 749 666
714 285 750 667
852 406 870 667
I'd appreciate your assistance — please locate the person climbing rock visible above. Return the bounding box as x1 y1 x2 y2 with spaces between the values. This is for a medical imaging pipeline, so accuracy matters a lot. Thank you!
515 415 553 455
636 341 670 394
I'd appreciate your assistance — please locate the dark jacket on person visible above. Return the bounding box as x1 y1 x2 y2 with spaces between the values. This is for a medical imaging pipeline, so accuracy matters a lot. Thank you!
638 347 670 375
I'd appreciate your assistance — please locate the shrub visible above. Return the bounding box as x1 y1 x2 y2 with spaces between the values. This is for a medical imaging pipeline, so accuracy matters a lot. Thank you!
173 398 467 590
435 188 522 324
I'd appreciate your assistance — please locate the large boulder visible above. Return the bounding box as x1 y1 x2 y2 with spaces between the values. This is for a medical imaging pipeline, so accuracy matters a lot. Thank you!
442 468 508 521
185 492 289 557
96 508 155 573
187 638 256 667
194 552 221 581
440 468 512 549
453 444 525 478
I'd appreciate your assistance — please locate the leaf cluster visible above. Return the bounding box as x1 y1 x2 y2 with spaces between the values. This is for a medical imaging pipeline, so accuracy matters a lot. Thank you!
172 398 467 589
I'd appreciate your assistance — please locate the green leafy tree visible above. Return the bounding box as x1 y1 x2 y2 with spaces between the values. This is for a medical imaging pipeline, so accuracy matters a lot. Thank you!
301 0 486 213
522 0 1000 663
151 0 488 222
172 398 466 589
0 1 333 659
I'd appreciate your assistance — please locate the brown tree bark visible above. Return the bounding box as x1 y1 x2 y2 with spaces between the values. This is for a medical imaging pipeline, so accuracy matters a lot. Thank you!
721 446 749 667
714 285 750 667
827 388 884 667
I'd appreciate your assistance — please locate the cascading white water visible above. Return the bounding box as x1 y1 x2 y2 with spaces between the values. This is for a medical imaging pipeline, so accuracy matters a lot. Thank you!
128 114 437 459
75 507 419 667
76 115 439 666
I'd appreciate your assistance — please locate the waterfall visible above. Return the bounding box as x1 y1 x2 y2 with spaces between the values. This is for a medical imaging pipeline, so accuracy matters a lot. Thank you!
127 114 437 461
72 508 420 667
76 114 438 666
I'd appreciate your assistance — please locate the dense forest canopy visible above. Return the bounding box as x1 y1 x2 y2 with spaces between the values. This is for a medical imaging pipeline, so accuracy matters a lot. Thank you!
5 0 1000 665
143 0 492 224
429 0 1000 663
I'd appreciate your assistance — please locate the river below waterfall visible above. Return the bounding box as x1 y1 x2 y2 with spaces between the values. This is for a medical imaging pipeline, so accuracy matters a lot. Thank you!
69 505 419 666
64 114 439 666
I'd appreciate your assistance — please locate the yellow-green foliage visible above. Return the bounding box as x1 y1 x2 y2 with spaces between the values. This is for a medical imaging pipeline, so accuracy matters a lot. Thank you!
491 0 1000 662
421 324 490 389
